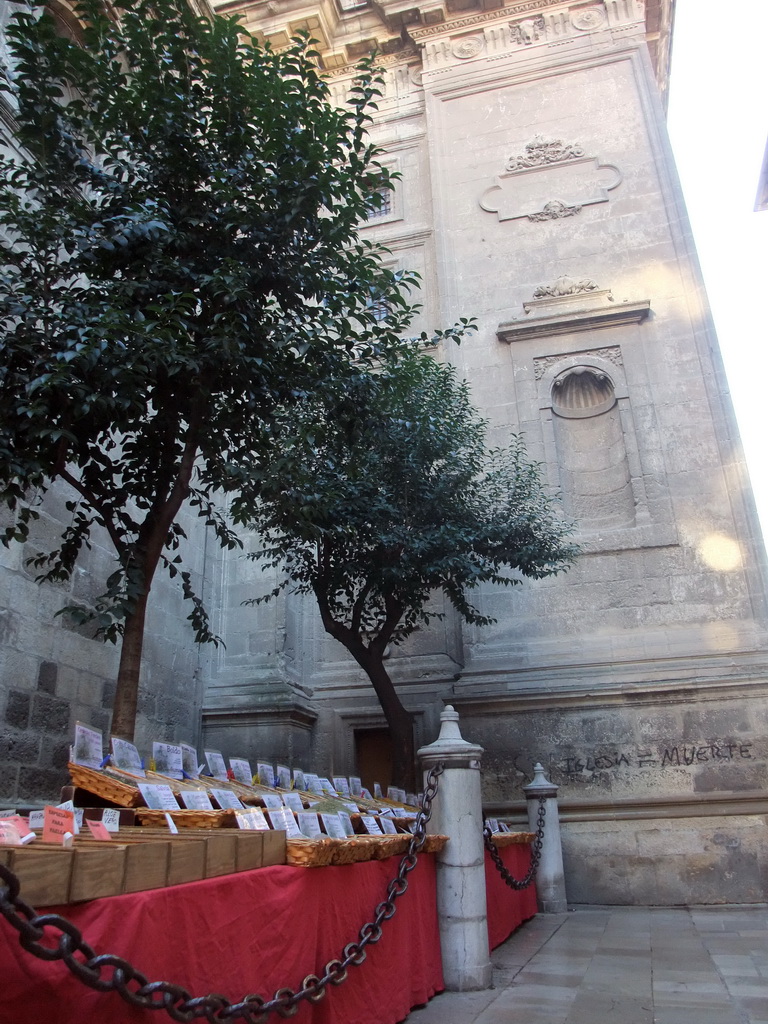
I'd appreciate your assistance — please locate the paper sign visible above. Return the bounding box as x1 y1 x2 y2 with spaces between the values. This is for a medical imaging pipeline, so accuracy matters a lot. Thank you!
180 791 213 810
102 809 121 833
180 743 199 779
204 750 228 780
138 783 180 811
393 808 413 818
321 814 347 839
360 815 383 835
485 818 499 834
28 810 44 830
406 794 417 808
292 770 306 792
57 801 81 834
229 758 253 786
164 813 179 834
380 817 398 834
0 814 31 838
361 788 373 800
499 821 511 832
332 777 351 797
72 722 103 770
86 818 112 841
43 805 75 844
276 765 292 790
261 794 283 810
305 774 322 794
337 811 356 837
0 821 23 845
379 807 395 817
297 812 322 838
373 783 383 799
281 792 304 813
111 737 145 776
318 777 336 795
349 777 363 796
267 807 303 838
209 788 243 810
343 801 360 813
153 742 183 780
235 808 270 830
256 762 275 788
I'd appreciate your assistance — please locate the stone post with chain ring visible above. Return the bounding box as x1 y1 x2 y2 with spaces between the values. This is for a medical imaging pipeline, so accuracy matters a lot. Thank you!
524 762 566 913
417 704 492 991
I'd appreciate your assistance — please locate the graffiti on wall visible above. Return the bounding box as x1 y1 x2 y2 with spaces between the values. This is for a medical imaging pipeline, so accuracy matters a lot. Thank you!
552 740 755 779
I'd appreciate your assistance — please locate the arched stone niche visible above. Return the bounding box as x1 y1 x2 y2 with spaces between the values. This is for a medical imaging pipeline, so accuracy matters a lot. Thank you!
537 351 652 540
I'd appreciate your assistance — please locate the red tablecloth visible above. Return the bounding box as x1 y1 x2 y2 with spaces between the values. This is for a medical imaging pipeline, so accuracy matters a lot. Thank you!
485 844 538 950
0 857 443 1024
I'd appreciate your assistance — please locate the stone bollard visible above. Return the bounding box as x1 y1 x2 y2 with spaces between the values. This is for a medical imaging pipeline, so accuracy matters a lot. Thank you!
417 705 492 992
523 762 567 913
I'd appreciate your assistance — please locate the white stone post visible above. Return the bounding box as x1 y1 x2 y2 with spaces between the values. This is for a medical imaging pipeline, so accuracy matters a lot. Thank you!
417 705 492 992
523 762 567 913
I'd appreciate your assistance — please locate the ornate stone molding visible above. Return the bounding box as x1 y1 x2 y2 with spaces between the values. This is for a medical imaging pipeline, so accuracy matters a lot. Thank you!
533 276 600 298
534 345 623 380
480 138 621 223
498 288 650 343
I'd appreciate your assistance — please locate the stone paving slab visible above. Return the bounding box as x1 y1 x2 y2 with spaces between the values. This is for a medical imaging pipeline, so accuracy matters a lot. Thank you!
404 906 768 1024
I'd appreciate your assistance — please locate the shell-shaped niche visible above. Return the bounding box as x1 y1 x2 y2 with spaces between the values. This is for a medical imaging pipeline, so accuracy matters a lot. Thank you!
552 367 616 419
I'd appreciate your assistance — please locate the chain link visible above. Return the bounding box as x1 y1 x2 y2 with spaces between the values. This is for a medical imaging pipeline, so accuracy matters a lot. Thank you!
483 794 546 890
0 763 444 1021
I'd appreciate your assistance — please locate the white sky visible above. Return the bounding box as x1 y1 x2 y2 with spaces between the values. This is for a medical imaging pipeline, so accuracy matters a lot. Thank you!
667 0 768 546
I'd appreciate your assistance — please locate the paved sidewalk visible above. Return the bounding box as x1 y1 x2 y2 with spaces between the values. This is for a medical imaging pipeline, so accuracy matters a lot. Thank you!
405 906 768 1024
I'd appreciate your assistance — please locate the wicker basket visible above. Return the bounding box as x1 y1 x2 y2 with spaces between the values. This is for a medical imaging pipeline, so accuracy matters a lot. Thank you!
421 834 449 854
490 832 536 847
285 838 337 868
327 838 372 866
68 763 143 807
136 808 237 829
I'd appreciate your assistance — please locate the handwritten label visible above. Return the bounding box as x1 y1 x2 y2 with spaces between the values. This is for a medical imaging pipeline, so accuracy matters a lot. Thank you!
209 788 243 810
267 807 303 838
153 742 183 780
292 770 306 792
180 743 199 778
229 758 253 786
349 777 363 797
337 812 355 837
138 784 179 811
332 777 351 797
72 722 103 770
180 791 213 811
43 806 75 844
257 763 275 788
321 814 347 839
0 821 23 845
380 817 398 835
360 815 383 835
297 813 322 838
261 794 283 810
86 819 113 841
28 810 44 830
111 737 145 775
0 814 31 838
276 765 292 790
102 809 121 833
204 750 228 781
281 792 305 813
235 808 270 830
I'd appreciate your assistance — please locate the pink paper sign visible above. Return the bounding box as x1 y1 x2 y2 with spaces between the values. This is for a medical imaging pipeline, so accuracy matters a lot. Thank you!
86 818 113 841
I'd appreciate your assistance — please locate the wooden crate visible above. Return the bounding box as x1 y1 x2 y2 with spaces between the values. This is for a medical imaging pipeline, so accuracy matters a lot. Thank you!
6 846 74 906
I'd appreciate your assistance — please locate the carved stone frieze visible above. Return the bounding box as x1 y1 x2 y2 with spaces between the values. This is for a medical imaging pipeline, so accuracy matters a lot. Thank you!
510 16 545 46
533 276 600 298
506 136 585 171
534 347 624 380
527 199 581 221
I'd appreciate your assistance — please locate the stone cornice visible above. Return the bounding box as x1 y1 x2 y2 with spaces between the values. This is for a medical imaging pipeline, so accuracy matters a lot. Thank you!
407 0 555 43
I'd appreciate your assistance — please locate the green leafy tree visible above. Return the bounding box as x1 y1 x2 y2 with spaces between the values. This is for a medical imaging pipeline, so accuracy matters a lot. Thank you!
0 0 425 738
244 352 578 789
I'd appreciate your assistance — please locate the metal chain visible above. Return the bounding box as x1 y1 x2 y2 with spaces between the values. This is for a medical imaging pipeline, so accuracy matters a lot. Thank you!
483 794 546 890
0 763 444 1023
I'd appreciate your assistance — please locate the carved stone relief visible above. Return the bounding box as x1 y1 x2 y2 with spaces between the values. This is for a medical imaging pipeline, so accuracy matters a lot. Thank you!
534 346 623 381
533 276 601 298
511 16 545 46
480 137 621 223
452 35 484 60
570 7 608 31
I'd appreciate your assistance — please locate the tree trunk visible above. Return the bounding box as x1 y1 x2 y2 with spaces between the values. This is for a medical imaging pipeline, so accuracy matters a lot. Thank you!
358 653 417 791
110 589 149 740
